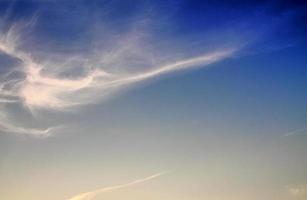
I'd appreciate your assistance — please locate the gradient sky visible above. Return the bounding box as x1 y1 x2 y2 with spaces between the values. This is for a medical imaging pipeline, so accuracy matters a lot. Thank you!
0 0 306 200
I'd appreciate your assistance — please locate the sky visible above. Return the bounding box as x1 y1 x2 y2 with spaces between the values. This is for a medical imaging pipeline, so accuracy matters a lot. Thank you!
0 0 306 199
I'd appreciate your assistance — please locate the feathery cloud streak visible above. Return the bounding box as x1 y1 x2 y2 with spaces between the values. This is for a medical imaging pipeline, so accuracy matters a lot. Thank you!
0 30 235 110
0 121 56 137
66 171 168 200
284 127 307 137
0 16 237 136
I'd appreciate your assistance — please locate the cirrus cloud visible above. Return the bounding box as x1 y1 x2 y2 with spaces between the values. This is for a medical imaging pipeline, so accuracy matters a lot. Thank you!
0 11 239 137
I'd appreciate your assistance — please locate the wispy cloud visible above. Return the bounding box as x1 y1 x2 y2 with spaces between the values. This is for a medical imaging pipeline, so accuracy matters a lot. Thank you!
66 171 169 200
18 47 234 110
0 16 238 137
0 121 58 137
0 27 235 110
0 112 61 137
284 127 307 137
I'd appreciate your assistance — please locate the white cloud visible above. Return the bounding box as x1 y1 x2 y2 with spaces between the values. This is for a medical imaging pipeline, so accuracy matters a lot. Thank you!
1 33 235 110
0 121 57 137
66 171 169 200
0 17 238 137
284 127 307 137
0 112 61 137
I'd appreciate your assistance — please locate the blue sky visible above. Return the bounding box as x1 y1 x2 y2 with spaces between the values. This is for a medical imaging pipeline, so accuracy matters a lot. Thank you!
0 1 306 200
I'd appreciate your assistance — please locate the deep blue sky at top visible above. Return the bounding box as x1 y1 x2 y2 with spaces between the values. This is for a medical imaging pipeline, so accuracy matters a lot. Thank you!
0 0 306 135
1 0 306 47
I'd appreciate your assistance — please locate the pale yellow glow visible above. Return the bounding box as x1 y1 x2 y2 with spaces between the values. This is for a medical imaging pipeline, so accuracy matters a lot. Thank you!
67 171 169 200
